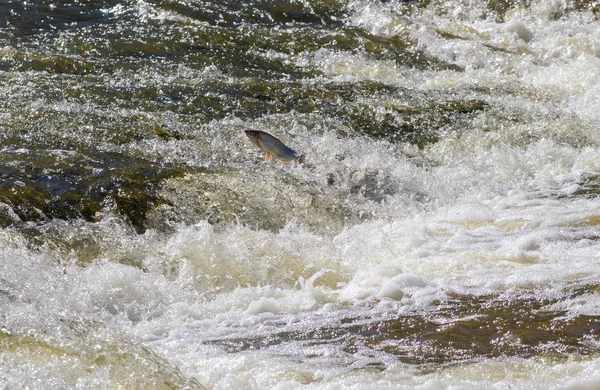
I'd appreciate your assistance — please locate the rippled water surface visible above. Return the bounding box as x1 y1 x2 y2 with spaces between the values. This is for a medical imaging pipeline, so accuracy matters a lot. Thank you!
2 0 600 388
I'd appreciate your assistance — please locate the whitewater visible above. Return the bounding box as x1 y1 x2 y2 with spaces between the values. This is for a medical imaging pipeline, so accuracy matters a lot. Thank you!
1 0 600 388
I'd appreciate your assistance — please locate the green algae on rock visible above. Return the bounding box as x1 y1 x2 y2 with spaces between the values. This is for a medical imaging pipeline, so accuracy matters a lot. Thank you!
0 149 184 233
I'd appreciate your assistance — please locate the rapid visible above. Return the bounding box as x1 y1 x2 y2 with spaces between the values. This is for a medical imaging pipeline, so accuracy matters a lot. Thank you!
1 0 600 388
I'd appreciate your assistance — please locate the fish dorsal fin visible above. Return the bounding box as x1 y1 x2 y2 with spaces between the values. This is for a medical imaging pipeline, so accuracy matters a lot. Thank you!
277 135 289 144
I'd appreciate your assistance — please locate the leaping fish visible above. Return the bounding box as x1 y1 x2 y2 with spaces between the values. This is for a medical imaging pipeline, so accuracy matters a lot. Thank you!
245 130 305 164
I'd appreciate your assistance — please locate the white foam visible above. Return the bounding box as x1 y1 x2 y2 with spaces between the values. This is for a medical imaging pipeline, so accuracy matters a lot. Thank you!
542 295 600 318
4 0 600 387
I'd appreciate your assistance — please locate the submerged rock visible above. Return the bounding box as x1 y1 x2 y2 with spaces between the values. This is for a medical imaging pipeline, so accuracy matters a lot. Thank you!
149 168 358 234
0 149 184 233
0 323 203 389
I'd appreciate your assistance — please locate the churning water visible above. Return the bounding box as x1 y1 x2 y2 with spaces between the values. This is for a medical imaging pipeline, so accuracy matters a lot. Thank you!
1 0 600 388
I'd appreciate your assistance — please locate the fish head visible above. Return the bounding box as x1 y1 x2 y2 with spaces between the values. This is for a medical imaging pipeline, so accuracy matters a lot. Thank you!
244 130 263 148
244 130 260 142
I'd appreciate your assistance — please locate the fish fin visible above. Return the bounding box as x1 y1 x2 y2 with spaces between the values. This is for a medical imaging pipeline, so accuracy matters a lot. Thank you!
298 155 306 164
265 152 272 161
277 135 289 144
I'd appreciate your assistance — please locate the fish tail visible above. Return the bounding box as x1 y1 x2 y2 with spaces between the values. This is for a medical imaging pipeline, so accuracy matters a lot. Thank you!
298 155 306 164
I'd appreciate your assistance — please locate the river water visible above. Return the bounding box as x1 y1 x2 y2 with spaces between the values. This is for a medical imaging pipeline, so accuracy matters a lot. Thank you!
1 0 600 388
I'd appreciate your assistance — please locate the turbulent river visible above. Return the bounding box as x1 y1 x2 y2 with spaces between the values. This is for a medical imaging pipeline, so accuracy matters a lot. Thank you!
2 0 600 388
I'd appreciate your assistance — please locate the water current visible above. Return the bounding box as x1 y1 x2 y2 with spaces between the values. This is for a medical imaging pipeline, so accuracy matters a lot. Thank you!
1 0 600 388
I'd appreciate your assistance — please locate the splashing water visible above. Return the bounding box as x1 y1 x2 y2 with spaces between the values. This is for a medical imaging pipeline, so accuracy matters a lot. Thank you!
1 0 600 388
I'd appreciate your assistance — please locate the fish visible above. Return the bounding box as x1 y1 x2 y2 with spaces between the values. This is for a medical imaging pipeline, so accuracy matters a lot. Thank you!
245 130 305 164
